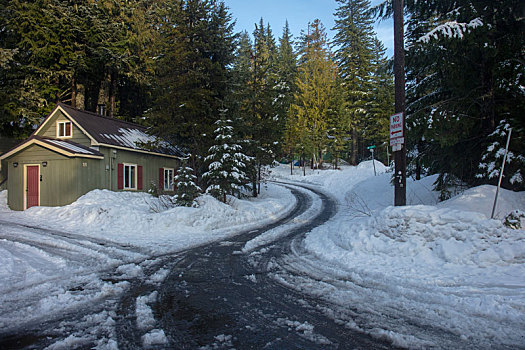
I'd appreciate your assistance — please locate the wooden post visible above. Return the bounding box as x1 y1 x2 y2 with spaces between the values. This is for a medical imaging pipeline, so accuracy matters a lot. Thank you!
393 0 406 206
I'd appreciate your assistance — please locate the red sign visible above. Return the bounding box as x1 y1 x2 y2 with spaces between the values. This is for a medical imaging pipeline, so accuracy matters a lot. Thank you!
390 112 404 146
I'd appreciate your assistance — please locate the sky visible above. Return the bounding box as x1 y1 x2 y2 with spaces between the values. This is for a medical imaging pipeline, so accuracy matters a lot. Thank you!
223 0 394 57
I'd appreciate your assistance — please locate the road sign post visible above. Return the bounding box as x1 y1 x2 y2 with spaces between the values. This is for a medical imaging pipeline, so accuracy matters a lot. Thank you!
393 0 406 206
367 145 376 176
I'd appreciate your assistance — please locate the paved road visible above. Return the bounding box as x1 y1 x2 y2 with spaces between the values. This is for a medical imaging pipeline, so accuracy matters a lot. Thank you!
116 183 393 349
0 183 395 349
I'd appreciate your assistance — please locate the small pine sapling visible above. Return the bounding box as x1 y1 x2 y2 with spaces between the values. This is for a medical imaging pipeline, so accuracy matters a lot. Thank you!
477 120 525 190
203 110 253 203
174 160 201 207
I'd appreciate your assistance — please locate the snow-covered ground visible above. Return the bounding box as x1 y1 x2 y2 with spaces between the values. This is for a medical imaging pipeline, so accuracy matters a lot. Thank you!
0 184 296 348
1 160 524 349
269 161 525 348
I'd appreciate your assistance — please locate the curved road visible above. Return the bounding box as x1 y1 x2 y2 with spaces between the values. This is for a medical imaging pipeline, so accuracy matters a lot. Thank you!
0 183 394 349
116 183 393 349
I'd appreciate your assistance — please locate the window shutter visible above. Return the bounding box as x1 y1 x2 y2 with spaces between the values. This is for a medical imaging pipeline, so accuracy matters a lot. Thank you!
159 168 164 190
117 163 124 189
137 165 143 190
174 168 178 190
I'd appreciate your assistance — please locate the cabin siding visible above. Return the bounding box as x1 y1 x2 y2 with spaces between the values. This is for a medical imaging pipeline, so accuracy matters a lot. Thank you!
101 147 179 193
5 145 105 210
4 144 179 210
37 110 92 147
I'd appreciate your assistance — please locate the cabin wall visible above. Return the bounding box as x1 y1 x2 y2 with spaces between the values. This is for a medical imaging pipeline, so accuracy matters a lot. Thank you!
37 109 92 147
100 147 180 193
5 145 104 210
5 144 180 210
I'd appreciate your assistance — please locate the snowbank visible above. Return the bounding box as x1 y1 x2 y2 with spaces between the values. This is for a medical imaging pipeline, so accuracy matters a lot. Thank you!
271 162 525 348
0 184 295 254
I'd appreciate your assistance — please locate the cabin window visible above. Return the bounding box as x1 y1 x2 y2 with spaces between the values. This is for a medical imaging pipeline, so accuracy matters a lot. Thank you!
124 163 137 190
164 168 174 191
57 121 72 138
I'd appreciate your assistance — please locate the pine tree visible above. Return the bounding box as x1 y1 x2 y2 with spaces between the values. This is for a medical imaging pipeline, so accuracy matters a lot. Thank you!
332 0 377 164
275 21 298 159
290 20 338 168
148 0 237 176
203 110 252 203
174 159 202 207
366 38 394 164
0 0 157 137
398 0 525 190
232 19 281 196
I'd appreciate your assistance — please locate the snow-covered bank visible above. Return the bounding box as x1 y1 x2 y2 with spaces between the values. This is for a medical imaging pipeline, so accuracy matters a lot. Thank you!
0 184 295 255
271 161 525 348
0 184 296 346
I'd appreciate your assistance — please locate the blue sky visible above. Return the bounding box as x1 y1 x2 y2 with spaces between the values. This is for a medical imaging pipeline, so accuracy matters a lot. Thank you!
223 0 394 57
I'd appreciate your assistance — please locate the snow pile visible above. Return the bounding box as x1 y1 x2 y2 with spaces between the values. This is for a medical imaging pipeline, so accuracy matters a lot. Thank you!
439 184 524 218
305 205 525 285
271 161 525 348
0 184 295 255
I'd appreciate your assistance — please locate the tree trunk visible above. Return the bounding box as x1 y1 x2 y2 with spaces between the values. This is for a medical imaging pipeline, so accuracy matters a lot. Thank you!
252 166 257 198
108 70 117 118
71 75 77 108
257 164 261 195
351 127 357 165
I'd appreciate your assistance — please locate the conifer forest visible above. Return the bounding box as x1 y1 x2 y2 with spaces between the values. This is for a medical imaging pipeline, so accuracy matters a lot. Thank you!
1 0 524 200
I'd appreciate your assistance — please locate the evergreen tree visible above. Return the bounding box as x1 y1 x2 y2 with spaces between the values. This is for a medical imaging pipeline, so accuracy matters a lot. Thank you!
174 159 202 207
396 0 525 191
275 21 298 159
366 38 394 164
332 0 377 164
0 0 157 137
231 19 281 196
148 0 237 178
203 110 252 203
290 20 338 168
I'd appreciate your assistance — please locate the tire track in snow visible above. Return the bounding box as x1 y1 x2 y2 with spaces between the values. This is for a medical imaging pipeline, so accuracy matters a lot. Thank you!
0 219 145 255
125 183 393 349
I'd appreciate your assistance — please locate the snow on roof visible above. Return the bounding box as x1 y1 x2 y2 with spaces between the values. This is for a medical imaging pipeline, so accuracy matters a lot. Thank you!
101 128 156 149
55 103 185 157
46 139 96 155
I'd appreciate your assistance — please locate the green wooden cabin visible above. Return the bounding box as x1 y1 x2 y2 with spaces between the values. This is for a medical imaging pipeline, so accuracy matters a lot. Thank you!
0 103 185 210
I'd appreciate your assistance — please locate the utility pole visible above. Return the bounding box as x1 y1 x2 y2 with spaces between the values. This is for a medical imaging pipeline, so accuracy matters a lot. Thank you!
393 0 406 206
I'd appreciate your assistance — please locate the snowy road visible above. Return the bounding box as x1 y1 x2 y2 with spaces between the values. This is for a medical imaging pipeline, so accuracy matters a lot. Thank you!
2 173 523 349
127 183 393 349
0 182 390 349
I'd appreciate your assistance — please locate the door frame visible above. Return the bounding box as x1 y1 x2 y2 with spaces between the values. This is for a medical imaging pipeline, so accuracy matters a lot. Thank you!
23 164 40 210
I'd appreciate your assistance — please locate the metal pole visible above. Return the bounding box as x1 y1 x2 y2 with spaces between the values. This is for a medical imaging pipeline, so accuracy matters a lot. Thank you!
393 0 406 206
386 143 390 166
372 148 376 176
491 128 512 219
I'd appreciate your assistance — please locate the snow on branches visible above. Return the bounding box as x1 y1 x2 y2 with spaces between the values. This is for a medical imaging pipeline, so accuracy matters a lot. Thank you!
418 18 484 43
477 120 524 188
202 111 253 203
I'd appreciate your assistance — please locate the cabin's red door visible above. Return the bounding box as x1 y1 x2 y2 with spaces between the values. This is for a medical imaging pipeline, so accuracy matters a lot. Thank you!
26 165 39 209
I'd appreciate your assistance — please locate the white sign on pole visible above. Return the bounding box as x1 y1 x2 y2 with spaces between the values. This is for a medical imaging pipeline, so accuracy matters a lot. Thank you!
390 137 404 146
390 112 404 146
